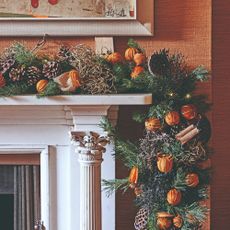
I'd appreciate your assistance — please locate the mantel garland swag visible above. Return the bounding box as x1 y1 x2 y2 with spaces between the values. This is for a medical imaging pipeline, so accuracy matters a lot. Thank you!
100 40 211 230
0 38 211 229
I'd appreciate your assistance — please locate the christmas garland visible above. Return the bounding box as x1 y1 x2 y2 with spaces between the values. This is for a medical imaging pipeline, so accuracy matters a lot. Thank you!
0 37 211 229
102 41 211 230
0 38 157 97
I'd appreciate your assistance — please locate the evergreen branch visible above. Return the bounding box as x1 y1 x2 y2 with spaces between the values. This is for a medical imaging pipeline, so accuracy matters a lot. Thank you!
11 42 38 66
147 214 157 230
127 38 145 53
173 168 187 191
192 66 209 82
102 178 129 197
132 112 147 123
185 202 208 223
0 83 30 97
147 102 174 120
115 139 141 169
197 186 209 200
37 81 62 98
99 117 116 137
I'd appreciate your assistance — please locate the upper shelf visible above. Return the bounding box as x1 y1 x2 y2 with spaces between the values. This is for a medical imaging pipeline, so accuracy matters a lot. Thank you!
0 94 152 106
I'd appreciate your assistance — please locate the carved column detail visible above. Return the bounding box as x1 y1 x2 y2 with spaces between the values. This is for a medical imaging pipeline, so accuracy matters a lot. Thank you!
71 131 109 230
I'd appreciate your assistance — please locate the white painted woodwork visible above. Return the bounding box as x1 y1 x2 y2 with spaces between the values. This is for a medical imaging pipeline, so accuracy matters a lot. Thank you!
0 94 152 105
0 146 53 229
0 94 152 230
78 149 103 230
40 147 50 230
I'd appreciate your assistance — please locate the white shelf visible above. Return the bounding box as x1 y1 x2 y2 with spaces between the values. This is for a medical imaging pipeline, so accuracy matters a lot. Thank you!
0 94 152 106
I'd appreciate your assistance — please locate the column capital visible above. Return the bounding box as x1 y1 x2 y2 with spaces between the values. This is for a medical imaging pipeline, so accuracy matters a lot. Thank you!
70 131 110 163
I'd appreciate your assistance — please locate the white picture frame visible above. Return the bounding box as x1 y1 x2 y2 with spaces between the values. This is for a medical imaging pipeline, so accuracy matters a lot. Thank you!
0 0 154 36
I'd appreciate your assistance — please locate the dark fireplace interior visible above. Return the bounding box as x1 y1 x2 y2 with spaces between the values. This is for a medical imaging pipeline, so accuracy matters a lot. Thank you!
0 194 14 229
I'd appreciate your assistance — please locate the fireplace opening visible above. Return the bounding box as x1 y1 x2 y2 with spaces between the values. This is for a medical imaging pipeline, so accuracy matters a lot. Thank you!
0 194 14 229
0 154 40 230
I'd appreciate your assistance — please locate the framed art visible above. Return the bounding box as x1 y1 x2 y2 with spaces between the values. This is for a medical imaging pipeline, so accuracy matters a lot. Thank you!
0 0 154 36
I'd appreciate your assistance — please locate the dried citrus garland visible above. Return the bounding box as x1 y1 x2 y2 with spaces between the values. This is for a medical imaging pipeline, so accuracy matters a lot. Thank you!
102 41 211 230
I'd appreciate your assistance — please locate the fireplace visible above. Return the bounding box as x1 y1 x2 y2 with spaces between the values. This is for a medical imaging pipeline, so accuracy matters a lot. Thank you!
0 94 152 230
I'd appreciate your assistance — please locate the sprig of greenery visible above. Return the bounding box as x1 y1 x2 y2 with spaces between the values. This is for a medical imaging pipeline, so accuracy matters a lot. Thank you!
115 139 141 169
99 117 116 137
192 66 209 82
0 83 30 97
37 81 62 98
102 178 129 197
11 42 38 66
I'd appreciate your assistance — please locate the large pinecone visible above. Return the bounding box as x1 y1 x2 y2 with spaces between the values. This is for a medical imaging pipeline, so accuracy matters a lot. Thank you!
9 66 25 82
0 58 15 74
58 46 75 63
25 66 41 86
134 208 149 230
42 61 62 79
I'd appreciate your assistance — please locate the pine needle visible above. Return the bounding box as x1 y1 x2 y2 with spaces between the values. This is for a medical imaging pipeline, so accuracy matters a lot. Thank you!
0 83 30 97
102 178 129 197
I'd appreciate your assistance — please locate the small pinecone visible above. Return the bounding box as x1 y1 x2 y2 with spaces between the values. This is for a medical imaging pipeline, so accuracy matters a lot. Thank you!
0 58 15 74
25 66 42 86
9 66 25 82
58 46 75 62
42 61 62 79
134 208 149 230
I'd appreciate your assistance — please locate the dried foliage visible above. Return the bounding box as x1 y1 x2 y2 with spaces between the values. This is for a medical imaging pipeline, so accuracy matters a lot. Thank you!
70 44 116 94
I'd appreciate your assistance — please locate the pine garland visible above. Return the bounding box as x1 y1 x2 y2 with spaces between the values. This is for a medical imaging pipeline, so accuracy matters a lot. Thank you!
102 39 211 230
0 38 212 229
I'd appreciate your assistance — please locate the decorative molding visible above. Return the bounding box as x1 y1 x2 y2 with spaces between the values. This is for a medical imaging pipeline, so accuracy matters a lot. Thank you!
0 146 54 230
0 95 152 230
71 131 110 230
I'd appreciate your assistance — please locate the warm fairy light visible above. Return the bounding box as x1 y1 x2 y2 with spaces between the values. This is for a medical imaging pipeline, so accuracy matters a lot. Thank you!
185 93 192 99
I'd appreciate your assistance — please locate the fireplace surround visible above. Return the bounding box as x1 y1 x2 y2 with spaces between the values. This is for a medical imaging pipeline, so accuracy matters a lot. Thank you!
0 94 152 230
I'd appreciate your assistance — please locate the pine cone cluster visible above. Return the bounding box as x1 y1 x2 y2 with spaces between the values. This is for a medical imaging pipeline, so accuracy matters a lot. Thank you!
58 46 75 63
42 61 62 79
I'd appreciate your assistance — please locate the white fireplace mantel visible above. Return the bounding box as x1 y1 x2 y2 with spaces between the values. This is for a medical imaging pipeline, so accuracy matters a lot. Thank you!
0 94 151 105
0 94 152 230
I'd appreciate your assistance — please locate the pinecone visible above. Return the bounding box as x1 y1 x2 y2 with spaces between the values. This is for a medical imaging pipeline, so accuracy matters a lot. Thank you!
0 58 15 74
58 46 75 62
9 66 25 82
148 49 171 76
42 61 62 79
25 66 41 86
134 208 149 230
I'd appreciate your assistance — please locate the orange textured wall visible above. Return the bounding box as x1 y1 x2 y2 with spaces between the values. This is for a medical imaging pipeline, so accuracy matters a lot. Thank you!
0 0 212 229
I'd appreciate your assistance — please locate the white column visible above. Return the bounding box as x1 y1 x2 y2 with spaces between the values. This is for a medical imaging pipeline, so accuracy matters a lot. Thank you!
79 149 103 230
68 105 117 230
40 148 50 230
70 129 110 230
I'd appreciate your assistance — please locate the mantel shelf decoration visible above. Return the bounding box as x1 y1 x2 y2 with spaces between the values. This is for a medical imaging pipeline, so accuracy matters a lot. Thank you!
0 38 211 230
